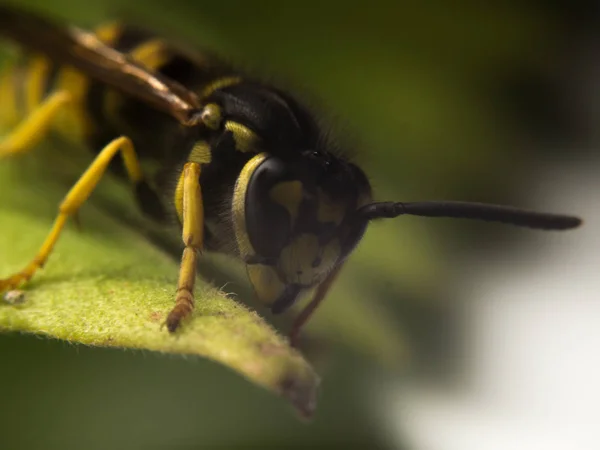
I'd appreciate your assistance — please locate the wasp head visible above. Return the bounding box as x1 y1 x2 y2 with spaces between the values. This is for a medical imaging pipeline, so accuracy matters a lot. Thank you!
232 149 372 314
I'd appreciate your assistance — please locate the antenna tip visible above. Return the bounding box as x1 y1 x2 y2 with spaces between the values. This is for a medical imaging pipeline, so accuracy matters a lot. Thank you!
563 216 583 229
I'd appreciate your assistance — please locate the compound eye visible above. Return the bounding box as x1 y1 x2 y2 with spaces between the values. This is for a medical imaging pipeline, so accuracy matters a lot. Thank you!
307 149 331 170
245 157 301 258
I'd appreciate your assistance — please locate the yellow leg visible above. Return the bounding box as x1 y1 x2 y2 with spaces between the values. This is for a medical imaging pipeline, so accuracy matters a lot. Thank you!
0 136 143 291
165 162 204 332
0 90 71 157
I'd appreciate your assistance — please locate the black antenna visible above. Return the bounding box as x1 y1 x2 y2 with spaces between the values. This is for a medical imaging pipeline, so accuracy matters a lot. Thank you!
357 201 582 231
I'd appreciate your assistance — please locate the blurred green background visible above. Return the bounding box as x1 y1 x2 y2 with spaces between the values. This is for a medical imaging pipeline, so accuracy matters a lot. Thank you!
1 1 597 449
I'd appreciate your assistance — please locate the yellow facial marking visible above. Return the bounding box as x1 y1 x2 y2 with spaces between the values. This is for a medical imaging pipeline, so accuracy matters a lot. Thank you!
232 153 269 259
225 121 258 153
189 140 212 164
278 234 342 285
269 181 303 225
280 234 320 285
317 188 347 225
201 76 242 99
278 234 341 285
201 103 222 130
247 264 287 306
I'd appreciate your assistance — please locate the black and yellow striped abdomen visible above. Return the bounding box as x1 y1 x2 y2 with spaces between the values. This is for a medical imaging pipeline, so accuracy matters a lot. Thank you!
0 22 125 145
0 21 236 169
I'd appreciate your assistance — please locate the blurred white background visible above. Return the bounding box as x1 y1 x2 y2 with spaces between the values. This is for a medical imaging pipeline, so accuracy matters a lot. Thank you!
384 158 600 450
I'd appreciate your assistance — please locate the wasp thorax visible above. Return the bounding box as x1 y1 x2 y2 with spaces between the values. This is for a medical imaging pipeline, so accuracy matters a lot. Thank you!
232 152 372 314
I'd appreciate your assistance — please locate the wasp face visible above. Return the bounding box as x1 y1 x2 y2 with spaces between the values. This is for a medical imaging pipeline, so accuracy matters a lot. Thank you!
232 150 372 314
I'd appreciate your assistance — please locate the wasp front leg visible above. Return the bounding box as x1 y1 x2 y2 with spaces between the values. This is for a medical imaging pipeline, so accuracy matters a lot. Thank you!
165 162 204 332
0 136 148 291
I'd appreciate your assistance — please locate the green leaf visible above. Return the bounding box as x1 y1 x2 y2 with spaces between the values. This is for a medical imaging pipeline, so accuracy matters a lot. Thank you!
0 155 319 418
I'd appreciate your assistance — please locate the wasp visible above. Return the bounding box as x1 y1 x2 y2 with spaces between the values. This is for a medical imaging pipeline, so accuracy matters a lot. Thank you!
0 6 582 346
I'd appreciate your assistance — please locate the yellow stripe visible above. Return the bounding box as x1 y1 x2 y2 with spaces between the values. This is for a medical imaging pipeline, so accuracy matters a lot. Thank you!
0 21 121 135
93 21 122 43
24 55 51 114
103 39 170 126
50 22 122 142
130 39 170 69
188 140 212 164
51 66 92 142
201 76 242 99
0 65 19 126
225 121 259 153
